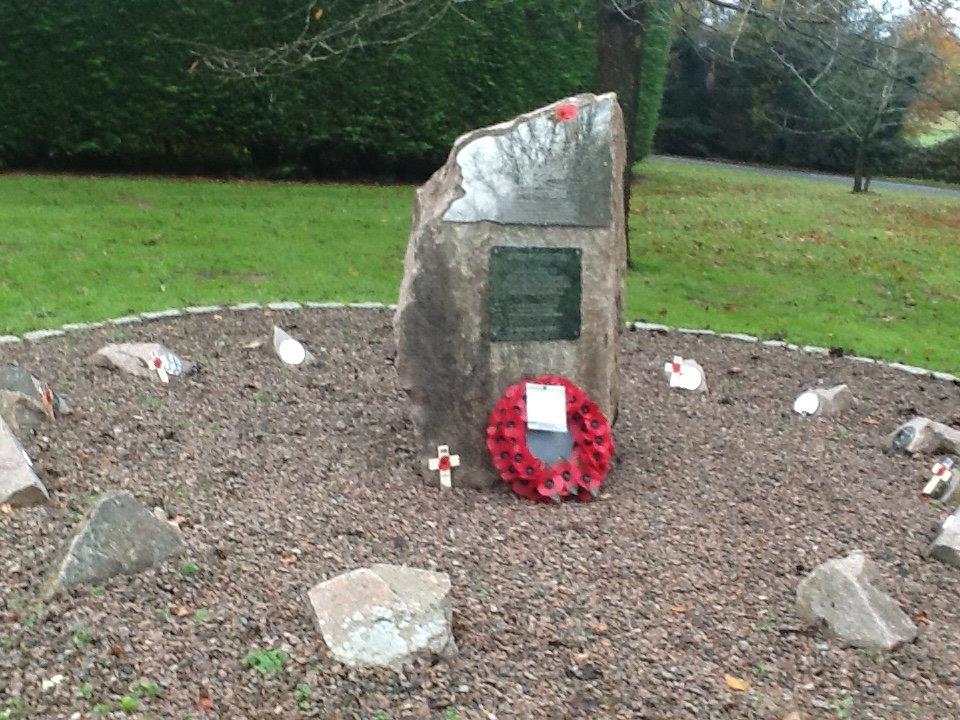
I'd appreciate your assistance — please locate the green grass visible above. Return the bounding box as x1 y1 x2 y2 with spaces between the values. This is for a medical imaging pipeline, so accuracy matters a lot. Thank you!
1 159 958 370
630 159 960 372
0 174 410 333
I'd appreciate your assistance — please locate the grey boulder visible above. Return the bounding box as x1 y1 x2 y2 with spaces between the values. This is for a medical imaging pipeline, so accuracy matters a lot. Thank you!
90 343 195 381
307 564 456 669
887 417 960 454
0 365 70 434
796 550 917 650
43 491 183 596
0 416 49 507
796 384 856 416
929 511 960 569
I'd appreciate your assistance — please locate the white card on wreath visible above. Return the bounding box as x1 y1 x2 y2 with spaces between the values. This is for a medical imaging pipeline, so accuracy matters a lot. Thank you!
525 383 568 433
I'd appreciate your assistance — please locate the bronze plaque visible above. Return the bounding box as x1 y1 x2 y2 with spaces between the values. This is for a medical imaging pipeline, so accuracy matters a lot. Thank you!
488 246 582 342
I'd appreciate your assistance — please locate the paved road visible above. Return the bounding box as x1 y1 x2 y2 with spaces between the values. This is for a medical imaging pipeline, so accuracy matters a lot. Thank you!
652 154 960 199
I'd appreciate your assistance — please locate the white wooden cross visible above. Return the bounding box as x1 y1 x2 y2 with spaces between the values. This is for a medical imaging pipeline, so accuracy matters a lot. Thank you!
664 355 703 390
924 457 954 498
151 353 170 384
428 445 460 489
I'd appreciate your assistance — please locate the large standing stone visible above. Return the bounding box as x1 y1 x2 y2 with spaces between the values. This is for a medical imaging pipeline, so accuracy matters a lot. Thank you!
0 416 48 507
928 511 960 569
0 365 70 434
887 417 960 454
395 94 626 488
796 550 917 650
307 564 455 669
43 491 183 596
90 343 195 381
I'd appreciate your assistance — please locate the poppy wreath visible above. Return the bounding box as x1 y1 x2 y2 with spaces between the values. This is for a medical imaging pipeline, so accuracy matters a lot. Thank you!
486 374 614 502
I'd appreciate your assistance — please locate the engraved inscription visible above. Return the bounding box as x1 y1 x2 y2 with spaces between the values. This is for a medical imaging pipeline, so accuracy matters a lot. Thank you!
488 247 582 342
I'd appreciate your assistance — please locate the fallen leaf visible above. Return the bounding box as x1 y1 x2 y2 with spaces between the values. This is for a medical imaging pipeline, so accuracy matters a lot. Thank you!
314 7 324 20
784 712 801 720
592 623 608 635
280 555 297 566
194 696 215 712
187 59 199 73
913 610 929 624
863 417 880 426
724 674 750 691
0 504 11 515
172 605 191 617
671 605 688 614
110 644 125 657
212 314 223 321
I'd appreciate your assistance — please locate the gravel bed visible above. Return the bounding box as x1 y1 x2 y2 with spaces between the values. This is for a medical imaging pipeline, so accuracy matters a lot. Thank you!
1 308 959 719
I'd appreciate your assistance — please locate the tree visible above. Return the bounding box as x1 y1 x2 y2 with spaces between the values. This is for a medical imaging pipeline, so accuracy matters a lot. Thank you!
768 3 937 191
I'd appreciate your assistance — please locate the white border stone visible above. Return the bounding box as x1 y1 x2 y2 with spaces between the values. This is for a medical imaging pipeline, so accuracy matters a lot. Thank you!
62 322 104 332
23 329 65 341
632 321 671 332
184 305 222 315
108 315 141 325
0 335 22 344
886 362 930 376
719 332 759 343
229 302 261 311
266 301 302 311
141 309 183 321
304 301 346 309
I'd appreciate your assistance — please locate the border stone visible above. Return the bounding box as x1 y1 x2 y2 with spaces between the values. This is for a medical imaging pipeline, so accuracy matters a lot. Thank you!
62 322 104 332
108 315 141 326
184 305 222 315
632 321 671 332
140 309 183 321
347 301 388 310
229 302 261 311
676 327 716 336
847 355 877 364
23 329 65 342
886 362 930 376
304 301 345 309
0 336 22 344
761 339 788 348
719 332 759 343
802 345 830 356
933 371 958 383
266 301 302 311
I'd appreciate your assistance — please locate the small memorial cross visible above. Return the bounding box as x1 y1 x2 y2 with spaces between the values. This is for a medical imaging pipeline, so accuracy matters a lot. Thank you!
151 354 169 384
664 355 704 391
924 457 955 498
428 445 460 489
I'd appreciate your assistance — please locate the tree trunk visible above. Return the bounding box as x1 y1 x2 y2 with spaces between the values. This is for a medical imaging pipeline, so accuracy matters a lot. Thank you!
596 0 647 268
852 142 866 193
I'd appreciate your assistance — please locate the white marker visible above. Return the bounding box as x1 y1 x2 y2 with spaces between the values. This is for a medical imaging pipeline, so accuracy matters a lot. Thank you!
428 445 460 489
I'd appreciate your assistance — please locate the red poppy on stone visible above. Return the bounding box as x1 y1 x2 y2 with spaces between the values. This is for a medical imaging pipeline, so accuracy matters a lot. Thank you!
153 357 163 369
555 103 579 123
486 374 614 503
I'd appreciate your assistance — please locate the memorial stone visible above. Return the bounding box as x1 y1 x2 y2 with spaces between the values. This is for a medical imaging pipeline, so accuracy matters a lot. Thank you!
395 95 626 488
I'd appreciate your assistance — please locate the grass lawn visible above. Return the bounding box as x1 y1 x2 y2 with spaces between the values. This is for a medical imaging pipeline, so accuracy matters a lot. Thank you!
1 160 958 371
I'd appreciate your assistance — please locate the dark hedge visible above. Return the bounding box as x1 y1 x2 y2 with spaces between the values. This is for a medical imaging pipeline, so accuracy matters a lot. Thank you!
0 1 672 180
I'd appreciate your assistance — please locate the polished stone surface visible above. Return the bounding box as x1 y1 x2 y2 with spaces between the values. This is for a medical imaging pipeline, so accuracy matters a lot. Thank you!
444 98 614 227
